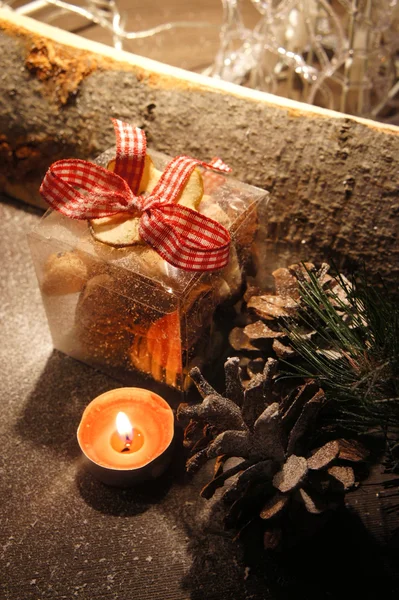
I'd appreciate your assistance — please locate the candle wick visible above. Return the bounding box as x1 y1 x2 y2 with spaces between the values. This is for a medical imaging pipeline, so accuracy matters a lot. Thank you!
121 436 132 453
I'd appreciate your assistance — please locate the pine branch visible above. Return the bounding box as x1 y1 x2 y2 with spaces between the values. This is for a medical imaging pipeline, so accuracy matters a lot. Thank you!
282 265 399 468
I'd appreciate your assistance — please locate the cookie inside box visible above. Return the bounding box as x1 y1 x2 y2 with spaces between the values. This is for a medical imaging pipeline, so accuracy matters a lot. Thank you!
28 147 268 391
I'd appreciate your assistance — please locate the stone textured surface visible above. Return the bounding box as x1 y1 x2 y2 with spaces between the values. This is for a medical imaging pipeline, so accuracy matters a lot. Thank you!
1 197 399 600
0 11 398 291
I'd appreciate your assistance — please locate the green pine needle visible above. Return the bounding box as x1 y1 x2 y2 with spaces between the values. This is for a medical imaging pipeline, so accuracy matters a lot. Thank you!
283 265 399 467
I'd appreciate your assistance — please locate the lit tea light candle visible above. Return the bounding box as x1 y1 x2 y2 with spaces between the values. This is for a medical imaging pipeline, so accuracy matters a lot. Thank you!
77 388 174 486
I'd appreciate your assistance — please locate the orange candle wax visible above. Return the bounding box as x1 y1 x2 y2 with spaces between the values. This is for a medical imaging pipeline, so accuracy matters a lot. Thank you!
77 388 174 486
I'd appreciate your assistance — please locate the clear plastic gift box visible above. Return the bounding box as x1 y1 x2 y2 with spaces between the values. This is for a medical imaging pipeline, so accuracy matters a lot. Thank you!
28 147 268 392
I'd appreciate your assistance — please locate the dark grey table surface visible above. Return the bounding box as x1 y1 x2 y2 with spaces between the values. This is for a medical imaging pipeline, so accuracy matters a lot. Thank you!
1 195 398 600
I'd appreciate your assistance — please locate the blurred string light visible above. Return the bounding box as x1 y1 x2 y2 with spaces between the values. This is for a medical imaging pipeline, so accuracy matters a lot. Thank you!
1 0 214 50
209 0 399 120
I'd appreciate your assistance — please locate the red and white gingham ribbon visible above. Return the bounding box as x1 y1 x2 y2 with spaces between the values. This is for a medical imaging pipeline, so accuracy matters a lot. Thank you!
40 119 232 272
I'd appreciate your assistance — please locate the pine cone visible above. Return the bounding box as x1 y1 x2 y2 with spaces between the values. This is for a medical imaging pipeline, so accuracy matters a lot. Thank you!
178 359 368 550
229 262 351 379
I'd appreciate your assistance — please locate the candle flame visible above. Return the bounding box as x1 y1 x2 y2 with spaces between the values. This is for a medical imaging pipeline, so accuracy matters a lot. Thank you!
116 411 133 443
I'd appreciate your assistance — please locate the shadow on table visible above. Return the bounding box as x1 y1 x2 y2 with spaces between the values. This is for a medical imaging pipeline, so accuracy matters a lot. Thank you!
15 349 121 459
179 498 399 600
16 348 190 517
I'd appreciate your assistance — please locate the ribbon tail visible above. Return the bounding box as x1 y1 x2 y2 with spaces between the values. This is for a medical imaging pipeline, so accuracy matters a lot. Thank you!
139 204 231 272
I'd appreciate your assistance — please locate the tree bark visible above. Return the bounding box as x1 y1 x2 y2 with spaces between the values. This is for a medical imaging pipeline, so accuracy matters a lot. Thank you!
0 9 398 288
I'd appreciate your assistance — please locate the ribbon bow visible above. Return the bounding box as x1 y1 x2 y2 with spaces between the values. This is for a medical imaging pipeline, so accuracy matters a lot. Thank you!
40 119 232 272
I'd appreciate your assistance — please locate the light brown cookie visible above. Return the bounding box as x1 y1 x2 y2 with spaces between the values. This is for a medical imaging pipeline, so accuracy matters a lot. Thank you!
41 250 88 296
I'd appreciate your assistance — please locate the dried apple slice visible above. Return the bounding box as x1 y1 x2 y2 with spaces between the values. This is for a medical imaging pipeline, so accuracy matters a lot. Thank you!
170 166 203 210
106 155 155 196
130 310 183 387
147 310 182 378
90 154 204 247
89 211 142 247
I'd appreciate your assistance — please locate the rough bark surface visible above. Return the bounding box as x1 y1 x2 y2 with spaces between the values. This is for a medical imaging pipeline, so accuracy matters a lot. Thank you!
0 11 398 288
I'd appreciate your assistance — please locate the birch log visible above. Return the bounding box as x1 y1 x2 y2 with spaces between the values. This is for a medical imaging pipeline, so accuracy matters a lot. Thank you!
0 9 398 288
